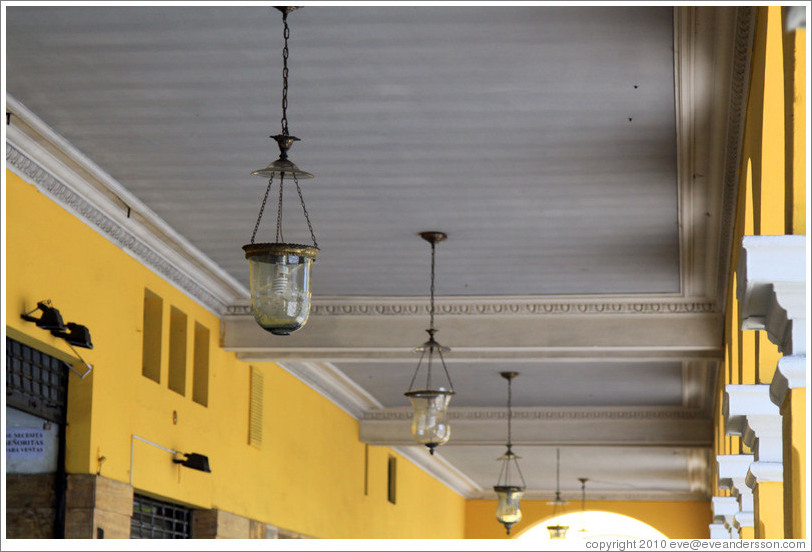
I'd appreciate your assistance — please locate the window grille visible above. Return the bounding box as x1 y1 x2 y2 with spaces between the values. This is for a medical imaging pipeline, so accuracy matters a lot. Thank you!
5 337 69 424
130 494 191 539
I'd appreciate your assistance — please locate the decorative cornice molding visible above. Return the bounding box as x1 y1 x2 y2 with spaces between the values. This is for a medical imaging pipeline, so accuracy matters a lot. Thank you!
6 142 231 315
275 361 382 421
390 446 481 498
226 297 717 317
6 95 248 315
470 489 709 502
716 6 756 309
362 406 708 422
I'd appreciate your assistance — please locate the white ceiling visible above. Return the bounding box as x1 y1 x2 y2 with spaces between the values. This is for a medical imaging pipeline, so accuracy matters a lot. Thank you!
5 4 751 503
5 5 680 297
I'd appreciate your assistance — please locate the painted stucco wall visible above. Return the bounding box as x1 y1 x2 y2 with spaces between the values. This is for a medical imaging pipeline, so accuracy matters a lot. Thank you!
6 168 465 538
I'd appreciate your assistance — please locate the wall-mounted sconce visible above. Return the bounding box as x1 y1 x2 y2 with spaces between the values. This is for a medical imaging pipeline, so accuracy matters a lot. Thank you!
131 435 212 486
173 452 212 473
20 300 93 378
21 301 66 330
51 323 93 349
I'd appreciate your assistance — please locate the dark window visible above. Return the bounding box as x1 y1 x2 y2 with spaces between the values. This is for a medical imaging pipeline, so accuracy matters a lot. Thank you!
131 494 191 539
6 337 69 424
141 289 163 383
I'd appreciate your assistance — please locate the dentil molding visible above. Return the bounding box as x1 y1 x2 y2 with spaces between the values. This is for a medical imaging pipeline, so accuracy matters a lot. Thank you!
227 297 717 317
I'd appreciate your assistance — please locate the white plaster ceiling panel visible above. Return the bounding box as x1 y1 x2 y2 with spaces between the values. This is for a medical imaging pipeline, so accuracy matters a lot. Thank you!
5 5 680 297
335 360 685 408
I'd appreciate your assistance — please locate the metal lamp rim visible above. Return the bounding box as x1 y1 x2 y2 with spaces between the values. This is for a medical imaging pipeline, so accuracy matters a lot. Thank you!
404 389 455 398
242 243 319 259
494 485 525 493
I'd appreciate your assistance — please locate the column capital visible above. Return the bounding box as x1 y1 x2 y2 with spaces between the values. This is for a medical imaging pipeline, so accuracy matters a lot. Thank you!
733 511 755 531
746 461 783 489
717 454 755 519
742 414 783 462
717 454 754 490
709 524 732 539
712 495 740 537
723 384 778 436
712 496 740 517
770 354 807 407
737 235 806 355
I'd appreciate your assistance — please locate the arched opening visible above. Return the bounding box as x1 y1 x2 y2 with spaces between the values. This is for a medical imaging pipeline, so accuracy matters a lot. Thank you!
517 511 669 541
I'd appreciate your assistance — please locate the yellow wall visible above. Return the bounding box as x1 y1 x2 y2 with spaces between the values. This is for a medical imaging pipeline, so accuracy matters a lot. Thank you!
5 169 465 538
464 500 712 539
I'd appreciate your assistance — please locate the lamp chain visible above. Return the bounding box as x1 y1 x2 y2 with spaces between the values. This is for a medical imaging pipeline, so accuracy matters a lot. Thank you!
280 11 290 136
429 239 436 331
294 174 319 248
581 479 586 512
507 375 513 447
250 176 274 244
275 175 285 243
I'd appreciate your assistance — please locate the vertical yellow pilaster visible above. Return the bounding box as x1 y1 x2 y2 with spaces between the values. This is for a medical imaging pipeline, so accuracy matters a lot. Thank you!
782 389 807 538
754 482 784 538
756 333 781 384
739 526 755 539
781 18 806 236
741 331 756 384
753 6 785 236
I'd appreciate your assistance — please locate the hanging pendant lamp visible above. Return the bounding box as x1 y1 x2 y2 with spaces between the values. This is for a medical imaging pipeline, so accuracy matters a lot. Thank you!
494 371 526 535
546 448 570 539
404 231 455 455
244 6 318 336
578 477 589 537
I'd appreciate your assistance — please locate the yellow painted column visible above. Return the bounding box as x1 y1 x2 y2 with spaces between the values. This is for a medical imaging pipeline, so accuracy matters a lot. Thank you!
754 482 784 538
756 333 780 384
739 525 755 539
781 16 806 236
752 6 785 236
783 388 807 538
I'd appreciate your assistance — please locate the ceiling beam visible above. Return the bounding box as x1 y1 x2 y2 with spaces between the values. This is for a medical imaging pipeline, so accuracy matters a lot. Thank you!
360 407 713 447
224 302 723 362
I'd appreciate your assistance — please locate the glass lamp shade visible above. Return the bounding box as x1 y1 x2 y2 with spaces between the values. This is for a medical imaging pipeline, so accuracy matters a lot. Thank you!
242 243 317 336
547 524 569 539
494 485 524 534
404 389 453 454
